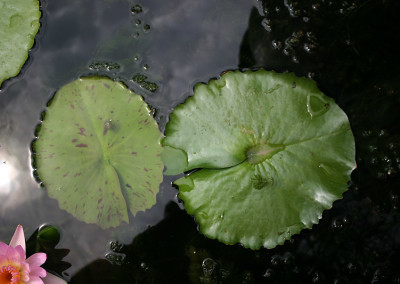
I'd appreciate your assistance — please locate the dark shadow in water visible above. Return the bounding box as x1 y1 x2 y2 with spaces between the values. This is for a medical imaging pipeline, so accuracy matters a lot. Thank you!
70 202 282 283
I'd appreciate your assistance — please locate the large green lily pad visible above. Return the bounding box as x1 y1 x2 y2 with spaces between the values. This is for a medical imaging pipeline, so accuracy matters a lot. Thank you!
32 77 163 228
0 0 41 87
163 69 356 249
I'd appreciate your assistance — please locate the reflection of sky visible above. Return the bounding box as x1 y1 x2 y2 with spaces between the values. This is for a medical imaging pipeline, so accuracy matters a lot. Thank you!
0 155 17 195
0 0 255 278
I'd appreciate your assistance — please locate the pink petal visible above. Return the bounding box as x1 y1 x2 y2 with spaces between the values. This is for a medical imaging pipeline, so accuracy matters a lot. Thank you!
42 272 68 284
26 252 47 267
21 262 31 282
25 275 44 284
0 241 9 254
9 225 26 251
30 265 47 278
14 245 26 261
5 245 26 261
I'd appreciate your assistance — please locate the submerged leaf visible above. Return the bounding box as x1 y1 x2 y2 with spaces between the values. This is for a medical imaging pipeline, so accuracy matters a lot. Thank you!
33 77 163 228
0 0 41 87
163 69 356 249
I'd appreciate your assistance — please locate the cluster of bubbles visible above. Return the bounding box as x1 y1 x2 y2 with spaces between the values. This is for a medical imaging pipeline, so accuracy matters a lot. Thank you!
129 4 159 93
132 73 158 92
130 4 150 41
256 0 361 66
86 4 159 94
360 129 400 179
88 61 121 71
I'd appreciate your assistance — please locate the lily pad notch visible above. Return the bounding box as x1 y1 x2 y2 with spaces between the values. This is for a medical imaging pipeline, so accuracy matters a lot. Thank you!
32 77 164 229
162 69 356 249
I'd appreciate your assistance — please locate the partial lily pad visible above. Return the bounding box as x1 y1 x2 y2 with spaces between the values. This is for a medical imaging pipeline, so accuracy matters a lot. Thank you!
163 69 356 249
32 77 163 228
0 0 41 87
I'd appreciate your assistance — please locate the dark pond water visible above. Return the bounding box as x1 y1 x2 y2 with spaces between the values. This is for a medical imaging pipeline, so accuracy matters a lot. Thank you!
1 0 400 283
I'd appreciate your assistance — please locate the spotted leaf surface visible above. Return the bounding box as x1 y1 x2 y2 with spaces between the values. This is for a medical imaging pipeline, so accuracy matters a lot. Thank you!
0 0 40 87
163 69 356 249
33 77 163 228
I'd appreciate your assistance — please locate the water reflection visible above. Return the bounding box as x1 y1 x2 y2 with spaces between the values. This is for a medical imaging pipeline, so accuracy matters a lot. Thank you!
0 0 255 279
0 156 18 196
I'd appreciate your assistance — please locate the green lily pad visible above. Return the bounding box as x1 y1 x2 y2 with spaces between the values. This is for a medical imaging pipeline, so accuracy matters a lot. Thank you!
0 0 41 87
32 77 163 228
163 69 356 249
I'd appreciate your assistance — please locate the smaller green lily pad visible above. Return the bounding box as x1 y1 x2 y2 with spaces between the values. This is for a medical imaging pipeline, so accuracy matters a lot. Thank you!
163 69 356 249
32 77 163 228
0 0 41 87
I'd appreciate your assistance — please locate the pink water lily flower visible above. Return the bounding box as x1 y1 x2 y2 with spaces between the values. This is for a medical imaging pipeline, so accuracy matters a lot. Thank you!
0 225 67 284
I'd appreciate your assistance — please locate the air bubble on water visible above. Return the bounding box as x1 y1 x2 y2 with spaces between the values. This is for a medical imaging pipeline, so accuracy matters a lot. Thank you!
89 61 120 71
202 258 217 277
140 262 149 271
304 43 312 53
347 262 357 275
109 241 124 252
362 130 372 137
132 73 147 83
332 218 344 230
286 35 301 48
284 1 301 18
242 271 254 283
272 40 283 50
304 42 317 54
263 268 274 278
220 269 230 280
132 73 158 92
378 129 386 137
270 255 281 266
312 3 320 11
306 31 318 44
131 4 143 15
307 72 316 79
105 252 126 265
283 252 294 266
283 46 293 56
312 271 320 282
261 18 272 32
